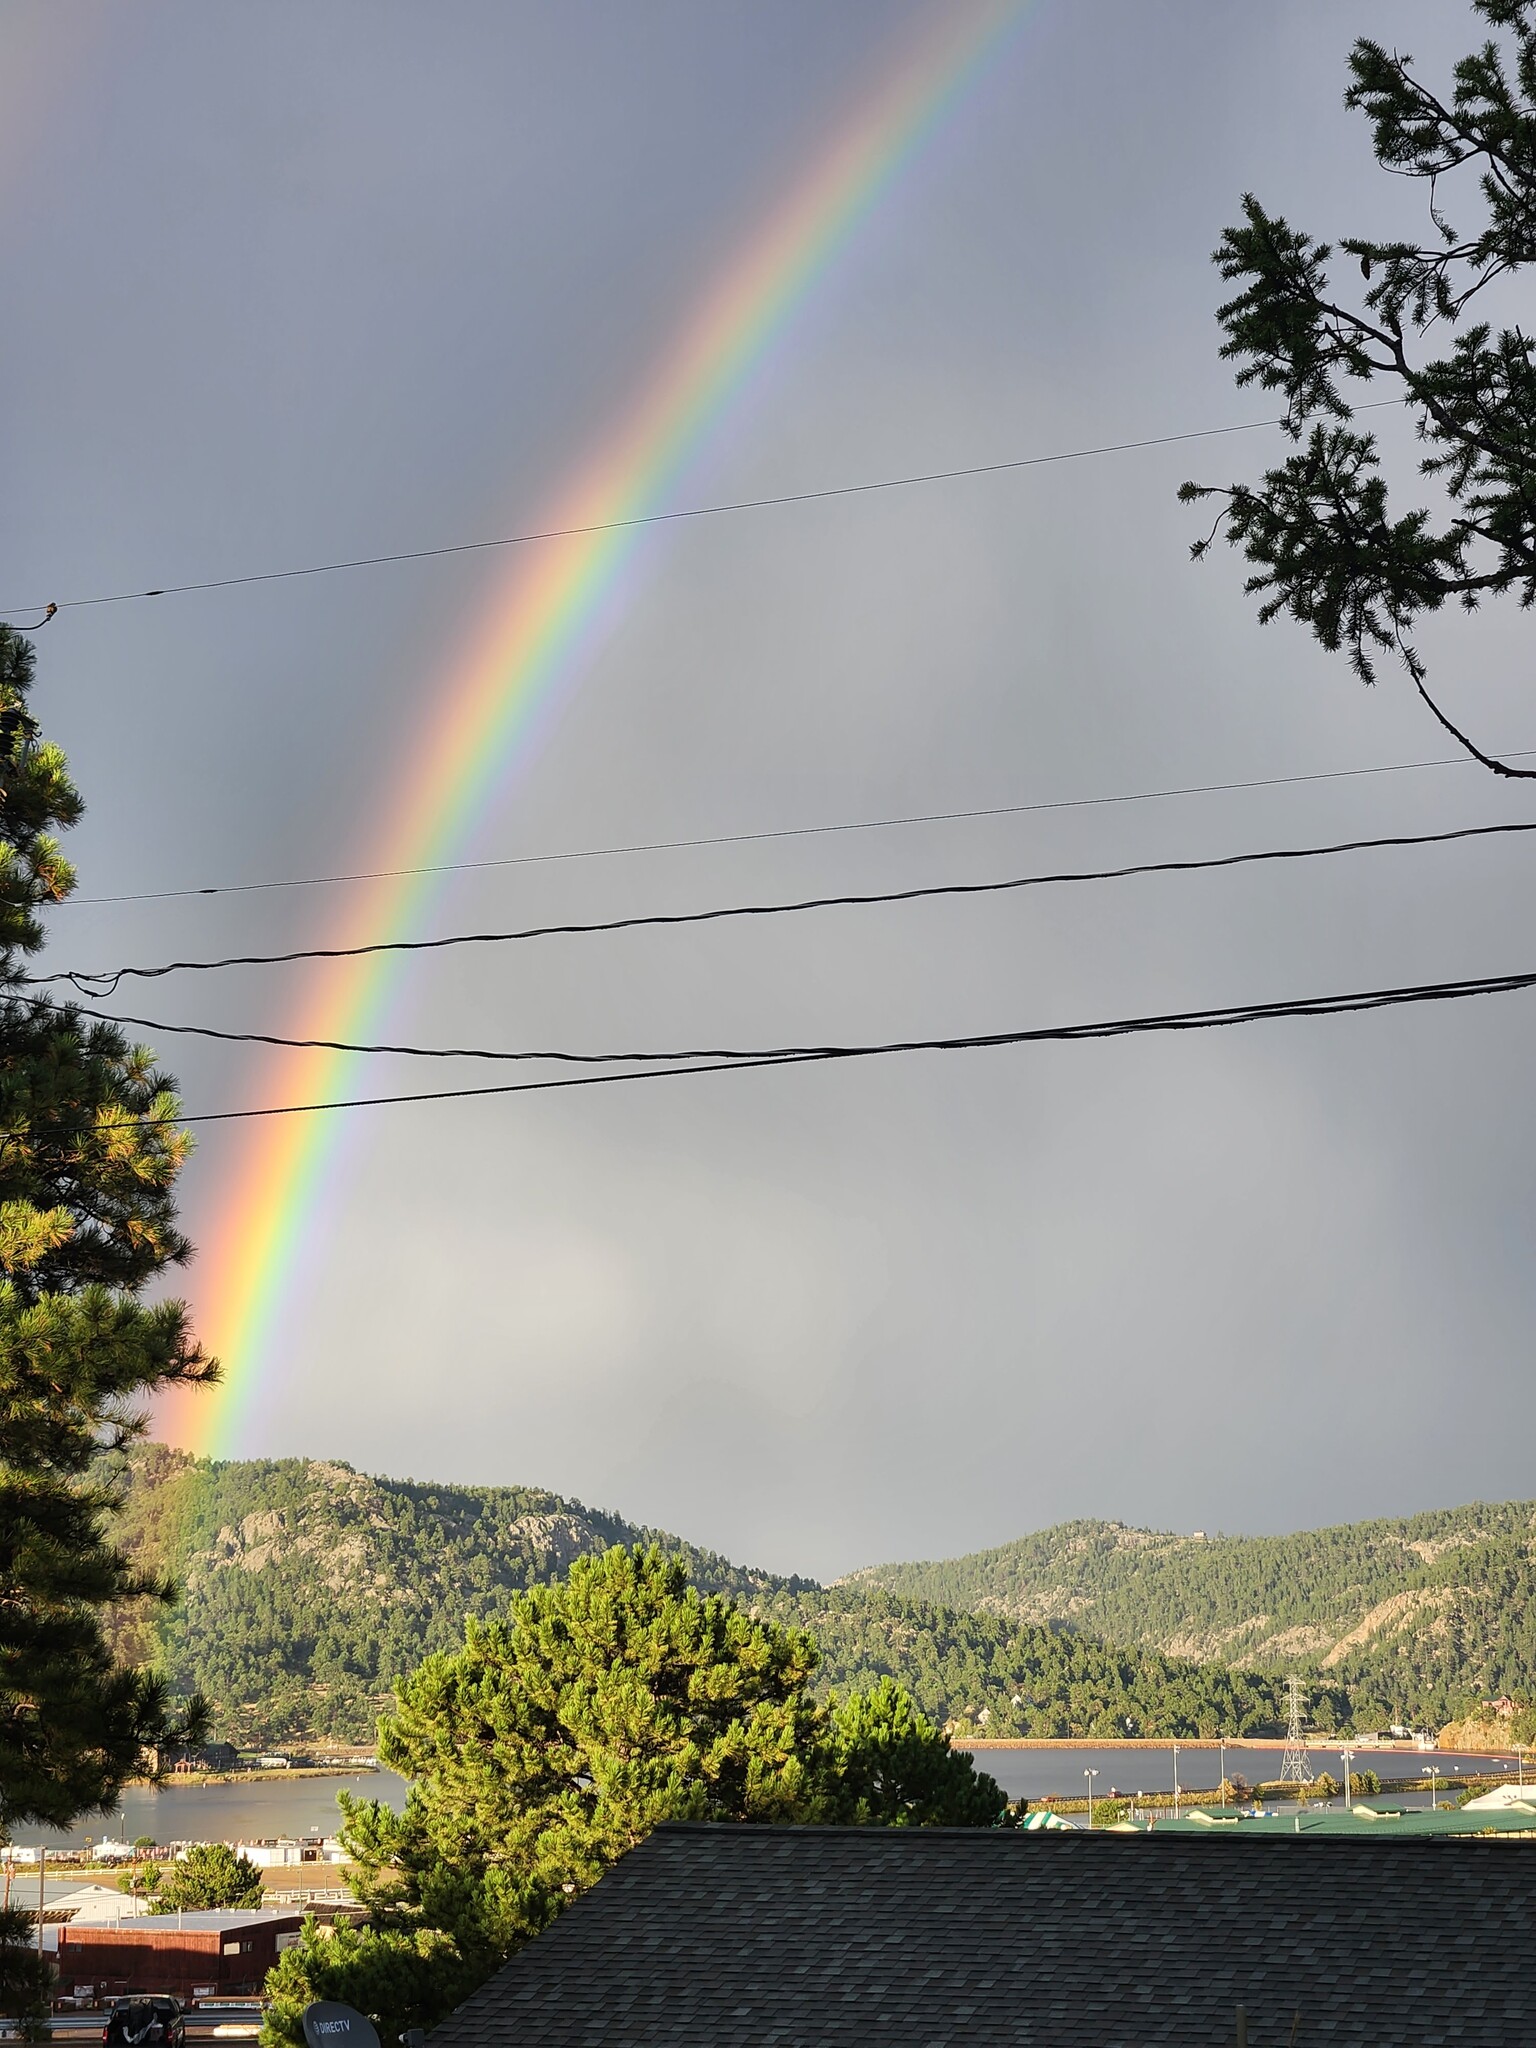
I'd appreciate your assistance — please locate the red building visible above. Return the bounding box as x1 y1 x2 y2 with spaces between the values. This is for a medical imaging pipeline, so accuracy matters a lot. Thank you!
55 1911 305 2002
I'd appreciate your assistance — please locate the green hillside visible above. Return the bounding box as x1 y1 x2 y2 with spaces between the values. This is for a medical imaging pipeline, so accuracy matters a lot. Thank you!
105 1447 1339 1748
749 1584 1333 1745
847 1503 1536 1728
106 1444 803 1744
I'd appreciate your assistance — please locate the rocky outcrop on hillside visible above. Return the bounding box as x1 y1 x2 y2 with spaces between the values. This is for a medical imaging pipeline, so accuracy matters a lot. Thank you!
844 1502 1536 1726
103 1449 1525 1748
104 1444 801 1745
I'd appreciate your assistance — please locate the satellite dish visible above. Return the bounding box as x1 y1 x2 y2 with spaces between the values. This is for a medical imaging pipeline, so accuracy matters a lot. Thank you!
302 2003 382 2048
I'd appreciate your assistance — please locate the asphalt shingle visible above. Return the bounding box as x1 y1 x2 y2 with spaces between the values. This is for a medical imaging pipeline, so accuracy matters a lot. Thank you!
428 1824 1536 2047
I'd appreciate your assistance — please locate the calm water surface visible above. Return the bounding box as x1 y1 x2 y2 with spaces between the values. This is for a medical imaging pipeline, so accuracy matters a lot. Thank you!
13 1744 1522 1848
10 1771 409 1850
963 1743 1523 1804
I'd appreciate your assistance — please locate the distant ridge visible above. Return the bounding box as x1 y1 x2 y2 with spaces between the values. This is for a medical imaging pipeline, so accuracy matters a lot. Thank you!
845 1502 1536 1726
106 1443 805 1746
108 1448 1521 1748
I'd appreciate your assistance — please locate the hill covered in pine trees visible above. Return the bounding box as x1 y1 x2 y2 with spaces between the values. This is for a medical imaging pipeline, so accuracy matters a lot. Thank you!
846 1503 1536 1731
105 1447 1320 1747
108 1448 1525 1748
107 1444 804 1745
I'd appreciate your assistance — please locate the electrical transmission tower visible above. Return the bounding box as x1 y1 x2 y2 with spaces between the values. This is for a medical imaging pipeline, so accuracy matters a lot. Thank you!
1279 1676 1311 1785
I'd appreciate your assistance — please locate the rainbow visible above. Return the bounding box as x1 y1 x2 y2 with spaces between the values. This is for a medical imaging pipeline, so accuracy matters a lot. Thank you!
166 0 1027 1457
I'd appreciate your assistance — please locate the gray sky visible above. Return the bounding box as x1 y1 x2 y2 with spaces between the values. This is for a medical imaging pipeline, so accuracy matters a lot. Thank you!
4 0 1534 1580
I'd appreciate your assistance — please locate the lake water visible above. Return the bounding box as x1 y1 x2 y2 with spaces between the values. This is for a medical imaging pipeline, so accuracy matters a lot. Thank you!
11 1743 1524 1849
961 1742 1525 1805
9 1771 410 1851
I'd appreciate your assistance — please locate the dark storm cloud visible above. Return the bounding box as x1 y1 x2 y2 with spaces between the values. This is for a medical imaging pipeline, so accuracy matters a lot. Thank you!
3 0 1530 1576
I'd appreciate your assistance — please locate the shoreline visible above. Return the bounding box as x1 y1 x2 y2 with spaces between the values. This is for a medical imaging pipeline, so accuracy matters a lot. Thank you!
125 1766 381 1788
959 1738 1285 1752
957 1738 1512 1758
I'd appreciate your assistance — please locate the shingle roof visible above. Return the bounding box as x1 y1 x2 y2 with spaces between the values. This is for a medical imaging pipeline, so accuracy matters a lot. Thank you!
429 1824 1536 2048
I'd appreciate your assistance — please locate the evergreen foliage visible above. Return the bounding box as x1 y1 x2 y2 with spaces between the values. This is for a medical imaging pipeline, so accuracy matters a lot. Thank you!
106 1445 802 1744
260 1548 1003 2048
0 625 214 2024
148 1842 263 1914
0 1909 46 2040
109 1449 1360 1745
1181 0 1536 773
766 1582 1340 1739
108 1441 1536 1744
116 1860 163 1901
345 1548 829 1968
114 1450 1536 1745
855 1503 1536 1728
819 1675 1004 1825
262 1920 465 2048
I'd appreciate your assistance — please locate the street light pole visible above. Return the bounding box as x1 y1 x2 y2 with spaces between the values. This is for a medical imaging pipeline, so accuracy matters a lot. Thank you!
1173 1742 1181 1819
1429 1764 1439 1811
1220 1735 1227 1807
1342 1745 1354 1810
1085 1768 1098 1830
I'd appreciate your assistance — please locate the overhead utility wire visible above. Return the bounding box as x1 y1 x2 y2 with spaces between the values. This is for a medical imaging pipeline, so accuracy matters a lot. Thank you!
89 966 1536 1126
62 742 1536 907
18 995 801 1067
40 815 1536 996
1 401 1404 619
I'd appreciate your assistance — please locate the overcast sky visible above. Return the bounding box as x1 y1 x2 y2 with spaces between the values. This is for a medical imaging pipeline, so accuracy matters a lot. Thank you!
4 0 1534 1580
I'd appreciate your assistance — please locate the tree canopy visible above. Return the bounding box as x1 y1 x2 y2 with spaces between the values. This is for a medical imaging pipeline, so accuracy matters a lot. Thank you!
820 1675 1005 1826
1182 0 1536 776
353 1546 829 1960
0 622 215 2023
107 1448 1398 1750
149 1843 264 1915
261 1547 1005 2047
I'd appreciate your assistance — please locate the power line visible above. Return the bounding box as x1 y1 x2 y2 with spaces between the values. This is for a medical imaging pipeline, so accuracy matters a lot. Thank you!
86 964 1536 1125
60 742 1536 908
102 1015 773 1066
0 403 1404 620
15 992 785 1067
40 814 1536 995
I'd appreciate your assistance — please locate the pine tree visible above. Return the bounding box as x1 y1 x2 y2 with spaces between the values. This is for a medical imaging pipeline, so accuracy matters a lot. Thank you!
0 623 215 2021
345 1545 827 1973
277 1547 1003 2048
1182 0 1536 777
149 1843 263 1915
820 1675 1006 1826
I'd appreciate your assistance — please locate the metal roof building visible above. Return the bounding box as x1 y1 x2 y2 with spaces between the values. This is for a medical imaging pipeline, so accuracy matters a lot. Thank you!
55 1909 306 2003
428 1823 1536 2047
1138 1801 1536 1837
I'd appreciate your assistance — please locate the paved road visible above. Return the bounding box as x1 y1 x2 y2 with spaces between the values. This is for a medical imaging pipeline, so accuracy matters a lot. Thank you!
5 2010 262 2041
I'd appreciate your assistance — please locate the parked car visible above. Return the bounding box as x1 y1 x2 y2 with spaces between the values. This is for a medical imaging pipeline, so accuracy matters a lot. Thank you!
103 1998 185 2047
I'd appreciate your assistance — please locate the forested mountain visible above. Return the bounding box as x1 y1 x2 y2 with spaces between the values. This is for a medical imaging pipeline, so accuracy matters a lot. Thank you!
848 1504 1536 1728
750 1585 1335 1744
106 1447 1343 1747
106 1445 804 1744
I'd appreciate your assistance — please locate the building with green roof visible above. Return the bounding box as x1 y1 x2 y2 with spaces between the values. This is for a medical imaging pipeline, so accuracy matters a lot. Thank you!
1121 1800 1536 1837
